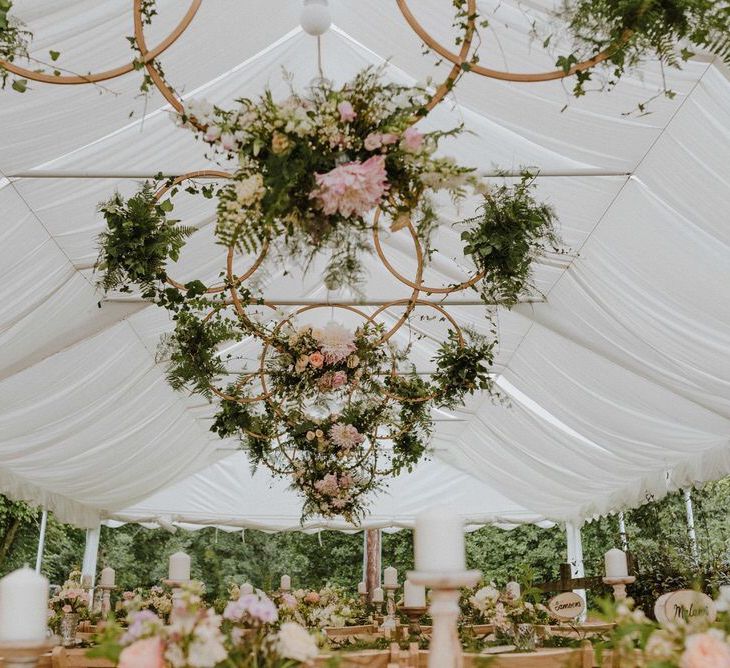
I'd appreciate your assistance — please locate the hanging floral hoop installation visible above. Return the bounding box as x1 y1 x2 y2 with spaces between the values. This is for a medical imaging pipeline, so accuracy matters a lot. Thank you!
7 0 728 520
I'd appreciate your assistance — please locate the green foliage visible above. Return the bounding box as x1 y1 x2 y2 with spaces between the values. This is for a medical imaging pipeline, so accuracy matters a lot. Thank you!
159 310 235 398
560 0 730 96
459 176 561 307
0 0 31 91
432 329 497 408
96 183 196 296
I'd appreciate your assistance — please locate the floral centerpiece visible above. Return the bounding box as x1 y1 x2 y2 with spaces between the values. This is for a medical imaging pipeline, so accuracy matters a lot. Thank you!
93 583 320 668
593 596 730 667
275 586 366 630
49 570 90 644
117 585 174 623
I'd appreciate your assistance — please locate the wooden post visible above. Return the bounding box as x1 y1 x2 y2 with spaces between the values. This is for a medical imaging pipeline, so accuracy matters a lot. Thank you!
365 529 382 602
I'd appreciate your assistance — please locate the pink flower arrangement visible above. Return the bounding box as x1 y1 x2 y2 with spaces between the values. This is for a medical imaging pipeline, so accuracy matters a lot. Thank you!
224 593 279 625
337 101 357 122
118 637 165 668
680 631 730 668
310 155 389 218
304 591 321 604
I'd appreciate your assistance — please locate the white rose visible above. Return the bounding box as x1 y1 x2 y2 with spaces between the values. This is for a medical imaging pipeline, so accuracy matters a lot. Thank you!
276 622 319 663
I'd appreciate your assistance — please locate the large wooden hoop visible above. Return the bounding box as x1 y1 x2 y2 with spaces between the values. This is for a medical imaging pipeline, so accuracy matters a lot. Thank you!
154 171 269 294
397 0 627 83
0 0 201 85
372 208 483 295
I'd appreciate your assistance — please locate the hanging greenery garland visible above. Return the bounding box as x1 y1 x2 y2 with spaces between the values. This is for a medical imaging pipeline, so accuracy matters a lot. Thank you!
0 0 30 92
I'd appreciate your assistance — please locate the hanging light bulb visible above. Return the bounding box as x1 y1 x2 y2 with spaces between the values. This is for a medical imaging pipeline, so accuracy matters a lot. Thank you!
300 0 331 36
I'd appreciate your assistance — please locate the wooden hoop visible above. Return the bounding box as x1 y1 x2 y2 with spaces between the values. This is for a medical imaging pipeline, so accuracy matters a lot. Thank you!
396 0 627 83
0 0 201 84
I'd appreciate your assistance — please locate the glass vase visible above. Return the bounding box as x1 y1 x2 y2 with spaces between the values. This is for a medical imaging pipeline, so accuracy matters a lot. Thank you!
60 612 80 646
512 623 537 651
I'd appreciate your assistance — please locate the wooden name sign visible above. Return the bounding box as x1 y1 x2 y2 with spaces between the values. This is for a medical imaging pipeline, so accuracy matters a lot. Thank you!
654 590 717 626
548 592 585 620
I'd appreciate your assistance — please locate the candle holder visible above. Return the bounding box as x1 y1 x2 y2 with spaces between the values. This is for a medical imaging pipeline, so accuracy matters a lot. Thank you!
97 585 117 617
0 640 55 668
163 578 190 620
408 570 480 668
401 606 427 637
602 576 636 601
380 584 399 634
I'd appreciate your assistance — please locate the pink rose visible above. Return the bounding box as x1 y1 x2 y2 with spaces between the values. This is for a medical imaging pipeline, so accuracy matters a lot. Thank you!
62 605 72 614
220 132 237 151
330 371 347 389
309 352 324 368
123 591 135 600
118 637 165 668
401 127 423 153
381 133 398 145
281 593 298 610
66 591 78 600
337 101 356 122
680 631 730 668
304 591 321 604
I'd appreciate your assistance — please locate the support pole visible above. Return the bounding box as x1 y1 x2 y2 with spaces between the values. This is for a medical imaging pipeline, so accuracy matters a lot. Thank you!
34 509 48 574
364 529 382 602
81 525 101 604
565 521 587 621
618 512 629 551
683 488 700 565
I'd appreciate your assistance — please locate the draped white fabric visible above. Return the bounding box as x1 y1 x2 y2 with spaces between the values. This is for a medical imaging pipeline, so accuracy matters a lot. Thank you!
0 0 728 529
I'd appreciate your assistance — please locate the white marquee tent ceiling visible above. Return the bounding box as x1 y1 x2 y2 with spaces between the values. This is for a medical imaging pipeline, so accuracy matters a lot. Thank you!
1 0 729 531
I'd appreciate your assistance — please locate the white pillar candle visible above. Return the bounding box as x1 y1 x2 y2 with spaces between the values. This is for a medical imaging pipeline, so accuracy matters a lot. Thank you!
372 586 384 603
240 582 254 596
0 567 49 642
403 580 426 608
100 567 115 587
280 574 291 591
604 548 628 578
383 566 398 588
414 506 465 572
505 581 521 599
357 581 367 595
168 551 191 581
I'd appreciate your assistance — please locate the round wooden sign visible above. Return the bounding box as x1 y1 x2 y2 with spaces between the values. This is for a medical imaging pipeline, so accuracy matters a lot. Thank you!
548 592 585 620
655 590 716 626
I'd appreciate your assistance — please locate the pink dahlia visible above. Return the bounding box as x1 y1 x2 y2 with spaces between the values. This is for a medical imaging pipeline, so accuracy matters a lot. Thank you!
315 322 356 364
329 423 365 451
314 474 340 496
310 155 388 218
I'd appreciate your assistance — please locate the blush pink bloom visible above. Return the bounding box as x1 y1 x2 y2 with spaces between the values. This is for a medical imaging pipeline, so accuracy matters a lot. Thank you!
310 155 389 218
304 591 321 604
330 371 348 389
118 637 165 668
401 127 424 153
314 474 340 496
308 351 324 368
680 631 730 668
62 605 72 614
281 593 298 610
329 423 365 451
337 101 356 122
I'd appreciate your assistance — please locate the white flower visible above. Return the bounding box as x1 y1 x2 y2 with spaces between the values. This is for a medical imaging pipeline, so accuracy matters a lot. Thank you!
234 174 265 206
315 322 356 364
276 622 319 663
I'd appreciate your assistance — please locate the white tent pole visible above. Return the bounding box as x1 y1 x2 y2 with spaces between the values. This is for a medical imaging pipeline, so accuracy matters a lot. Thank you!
565 521 587 621
34 509 48 574
618 512 629 551
81 525 101 603
683 489 700 564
